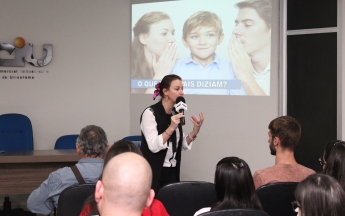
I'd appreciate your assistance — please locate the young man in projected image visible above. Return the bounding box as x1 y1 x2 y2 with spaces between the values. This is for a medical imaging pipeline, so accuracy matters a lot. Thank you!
228 0 271 96
171 11 245 95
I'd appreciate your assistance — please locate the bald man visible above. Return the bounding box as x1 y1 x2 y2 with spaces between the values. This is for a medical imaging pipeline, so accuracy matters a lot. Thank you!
95 152 155 216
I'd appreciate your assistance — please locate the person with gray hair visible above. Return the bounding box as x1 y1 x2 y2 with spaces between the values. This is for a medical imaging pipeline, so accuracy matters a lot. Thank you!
27 125 109 215
95 152 155 216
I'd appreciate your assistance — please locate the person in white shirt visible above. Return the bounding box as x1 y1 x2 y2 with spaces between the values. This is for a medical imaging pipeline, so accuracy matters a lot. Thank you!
140 74 204 192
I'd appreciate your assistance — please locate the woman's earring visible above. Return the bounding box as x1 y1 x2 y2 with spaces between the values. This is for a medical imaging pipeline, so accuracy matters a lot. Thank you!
165 96 169 102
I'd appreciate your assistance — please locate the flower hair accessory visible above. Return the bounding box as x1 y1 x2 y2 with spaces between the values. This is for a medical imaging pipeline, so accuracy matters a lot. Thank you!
153 82 161 100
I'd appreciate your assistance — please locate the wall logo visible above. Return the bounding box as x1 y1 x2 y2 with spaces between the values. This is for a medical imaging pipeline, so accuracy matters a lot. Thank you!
0 37 52 67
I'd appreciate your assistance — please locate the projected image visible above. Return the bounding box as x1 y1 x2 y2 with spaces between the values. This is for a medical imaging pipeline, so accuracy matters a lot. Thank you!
131 0 271 96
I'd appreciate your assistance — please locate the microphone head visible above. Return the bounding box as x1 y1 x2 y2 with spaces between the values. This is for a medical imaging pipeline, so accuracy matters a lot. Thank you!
176 96 185 104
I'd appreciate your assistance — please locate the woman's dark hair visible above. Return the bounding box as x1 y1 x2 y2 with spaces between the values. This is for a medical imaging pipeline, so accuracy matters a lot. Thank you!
159 74 182 99
81 140 142 215
295 173 345 216
211 157 262 211
322 140 342 162
323 141 345 190
131 11 171 79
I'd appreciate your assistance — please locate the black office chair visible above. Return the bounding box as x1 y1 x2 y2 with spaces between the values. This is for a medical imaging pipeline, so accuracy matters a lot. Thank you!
57 184 95 216
256 182 299 216
156 181 217 216
200 209 269 216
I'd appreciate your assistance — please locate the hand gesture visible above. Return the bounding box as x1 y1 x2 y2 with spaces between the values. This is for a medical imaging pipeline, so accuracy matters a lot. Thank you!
228 36 266 95
152 43 177 80
228 36 254 82
190 112 204 134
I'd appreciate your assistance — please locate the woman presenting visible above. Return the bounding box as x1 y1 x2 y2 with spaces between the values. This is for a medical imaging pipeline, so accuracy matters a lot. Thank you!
140 74 204 192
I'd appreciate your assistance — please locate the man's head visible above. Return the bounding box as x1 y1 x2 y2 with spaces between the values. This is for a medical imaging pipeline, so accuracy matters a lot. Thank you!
95 152 154 216
268 116 301 154
182 11 224 63
232 0 271 56
76 125 108 158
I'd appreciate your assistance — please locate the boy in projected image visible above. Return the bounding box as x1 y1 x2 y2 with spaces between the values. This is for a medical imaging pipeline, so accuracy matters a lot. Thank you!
172 11 245 95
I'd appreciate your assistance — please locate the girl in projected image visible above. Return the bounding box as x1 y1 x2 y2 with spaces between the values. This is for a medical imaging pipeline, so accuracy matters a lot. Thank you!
132 11 178 93
194 157 262 216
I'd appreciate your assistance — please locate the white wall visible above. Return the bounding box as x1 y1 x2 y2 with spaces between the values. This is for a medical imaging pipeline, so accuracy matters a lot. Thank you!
0 0 131 149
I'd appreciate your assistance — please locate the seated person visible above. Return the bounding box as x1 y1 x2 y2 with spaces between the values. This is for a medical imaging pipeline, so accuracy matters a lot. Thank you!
80 139 168 216
194 157 262 216
171 11 245 95
253 116 315 189
321 140 345 190
294 173 345 216
95 152 155 216
27 125 109 215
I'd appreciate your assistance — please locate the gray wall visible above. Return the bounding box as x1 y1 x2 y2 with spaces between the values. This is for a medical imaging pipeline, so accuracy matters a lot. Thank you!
0 0 130 150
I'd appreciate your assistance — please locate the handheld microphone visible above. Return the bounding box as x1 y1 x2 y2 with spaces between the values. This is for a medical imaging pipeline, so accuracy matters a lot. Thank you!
174 96 187 126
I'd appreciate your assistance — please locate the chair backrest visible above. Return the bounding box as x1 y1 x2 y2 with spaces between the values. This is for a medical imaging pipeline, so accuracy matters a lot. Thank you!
0 113 33 151
54 135 79 149
122 135 141 148
200 209 270 216
57 183 95 216
156 181 217 216
256 182 299 216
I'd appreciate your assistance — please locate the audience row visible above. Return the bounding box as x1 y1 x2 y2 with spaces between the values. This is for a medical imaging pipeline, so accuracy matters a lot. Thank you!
26 117 345 216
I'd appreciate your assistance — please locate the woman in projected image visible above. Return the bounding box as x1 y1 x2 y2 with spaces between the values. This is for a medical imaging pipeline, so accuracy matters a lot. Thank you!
228 0 272 96
131 11 178 94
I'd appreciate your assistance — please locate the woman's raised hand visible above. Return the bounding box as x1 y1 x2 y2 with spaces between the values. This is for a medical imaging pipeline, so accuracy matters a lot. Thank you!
152 43 177 80
190 112 204 134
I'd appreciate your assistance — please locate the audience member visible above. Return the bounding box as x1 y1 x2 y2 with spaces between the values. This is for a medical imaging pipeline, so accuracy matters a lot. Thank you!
27 125 108 215
194 157 262 216
322 140 345 190
95 152 155 216
253 116 315 189
294 173 345 216
80 139 169 216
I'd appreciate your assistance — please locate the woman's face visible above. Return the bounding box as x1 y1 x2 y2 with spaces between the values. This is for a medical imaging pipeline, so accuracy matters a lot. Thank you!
142 19 175 58
164 79 184 103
